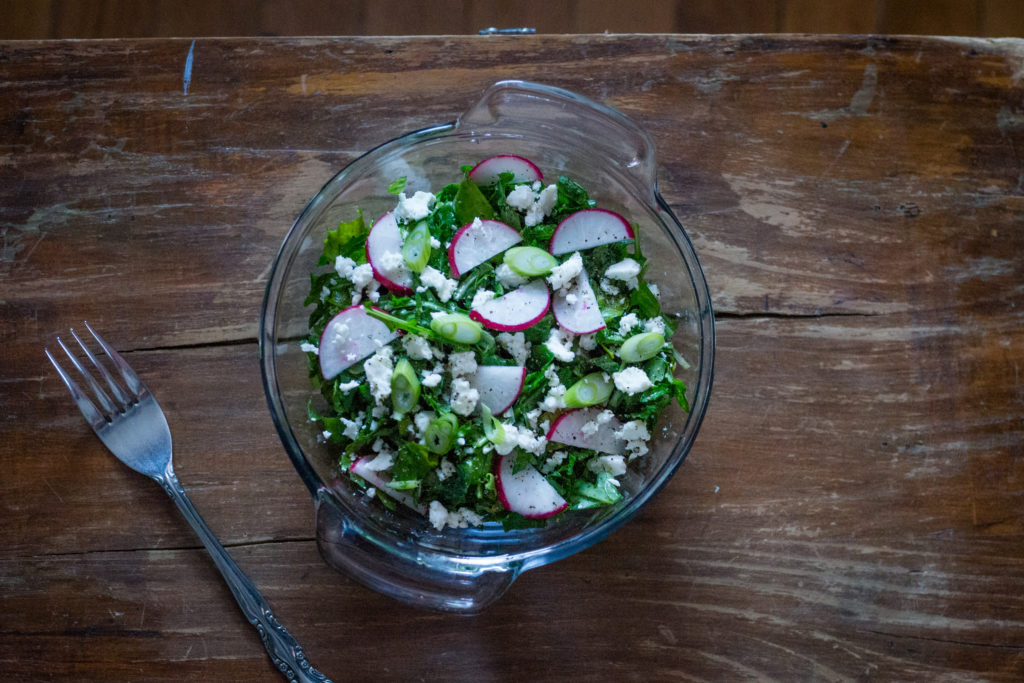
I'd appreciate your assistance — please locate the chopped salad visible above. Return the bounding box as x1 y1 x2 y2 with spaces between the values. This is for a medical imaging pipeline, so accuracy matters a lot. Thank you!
302 155 689 530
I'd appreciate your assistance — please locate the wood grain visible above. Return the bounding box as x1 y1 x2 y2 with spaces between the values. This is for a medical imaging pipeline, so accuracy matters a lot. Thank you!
2 34 1023 680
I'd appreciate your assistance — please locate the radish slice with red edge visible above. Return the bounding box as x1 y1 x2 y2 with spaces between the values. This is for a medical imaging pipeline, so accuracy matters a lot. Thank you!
467 365 526 416
546 408 626 455
469 280 550 332
549 208 635 256
494 454 568 519
319 305 400 380
448 219 523 278
552 266 605 334
468 155 543 186
365 211 414 294
350 456 426 514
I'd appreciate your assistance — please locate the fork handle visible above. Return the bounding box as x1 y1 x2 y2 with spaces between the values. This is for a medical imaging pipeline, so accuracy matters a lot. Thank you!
159 470 331 683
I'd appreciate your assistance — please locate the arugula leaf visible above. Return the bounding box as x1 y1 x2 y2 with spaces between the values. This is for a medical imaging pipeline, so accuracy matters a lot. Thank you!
630 280 661 318
392 442 438 481
454 175 495 225
320 210 368 265
671 378 690 412
573 472 623 508
387 176 408 195
551 175 591 220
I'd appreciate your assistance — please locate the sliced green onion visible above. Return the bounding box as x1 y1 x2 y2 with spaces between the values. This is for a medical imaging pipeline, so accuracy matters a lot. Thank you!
424 413 459 454
619 332 665 363
479 403 506 445
390 358 420 413
402 220 432 273
503 246 558 277
563 372 614 408
430 313 482 345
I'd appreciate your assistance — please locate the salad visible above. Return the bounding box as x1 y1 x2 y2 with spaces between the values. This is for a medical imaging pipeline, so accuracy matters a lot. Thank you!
302 155 689 531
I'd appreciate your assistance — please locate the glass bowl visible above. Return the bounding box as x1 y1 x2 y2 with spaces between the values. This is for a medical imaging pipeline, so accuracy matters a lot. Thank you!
259 81 714 613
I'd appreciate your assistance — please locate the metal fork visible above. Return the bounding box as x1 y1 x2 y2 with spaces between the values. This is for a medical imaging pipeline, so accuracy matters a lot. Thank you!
45 322 331 683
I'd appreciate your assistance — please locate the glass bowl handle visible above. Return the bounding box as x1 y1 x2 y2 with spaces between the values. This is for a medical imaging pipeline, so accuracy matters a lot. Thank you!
457 80 659 196
314 490 521 614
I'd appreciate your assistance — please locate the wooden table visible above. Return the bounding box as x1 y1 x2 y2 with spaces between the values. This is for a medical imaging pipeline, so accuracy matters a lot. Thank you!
2 34 1022 681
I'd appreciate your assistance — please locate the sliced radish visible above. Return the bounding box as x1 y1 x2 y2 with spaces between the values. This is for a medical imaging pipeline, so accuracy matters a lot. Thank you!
468 155 543 186
552 266 606 334
546 408 626 455
467 365 526 416
448 219 523 278
319 306 399 380
549 208 635 256
494 454 568 519
469 280 550 332
366 211 414 294
350 456 426 515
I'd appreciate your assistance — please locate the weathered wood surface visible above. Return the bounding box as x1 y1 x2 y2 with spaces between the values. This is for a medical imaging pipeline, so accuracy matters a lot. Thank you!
2 35 1023 681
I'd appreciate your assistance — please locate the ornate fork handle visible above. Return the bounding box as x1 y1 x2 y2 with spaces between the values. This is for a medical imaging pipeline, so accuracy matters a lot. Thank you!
159 468 330 682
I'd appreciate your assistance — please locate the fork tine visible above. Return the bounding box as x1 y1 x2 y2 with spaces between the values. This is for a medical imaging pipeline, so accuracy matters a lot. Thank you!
45 346 107 429
56 334 120 418
84 320 147 398
70 327 129 410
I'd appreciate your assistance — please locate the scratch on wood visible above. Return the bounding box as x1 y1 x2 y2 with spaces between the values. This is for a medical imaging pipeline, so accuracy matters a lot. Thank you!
806 62 878 123
183 40 196 96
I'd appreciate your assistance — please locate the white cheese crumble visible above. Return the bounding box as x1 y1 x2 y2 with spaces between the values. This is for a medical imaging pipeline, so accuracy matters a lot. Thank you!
495 263 528 288
615 419 652 458
450 378 479 416
414 411 434 437
506 184 535 210
644 317 666 336
547 251 583 292
494 423 548 456
300 342 319 355
363 451 394 471
394 190 435 223
541 451 568 474
496 331 531 365
339 413 364 440
419 265 458 302
447 351 478 377
604 257 642 290
436 458 457 481
337 379 361 392
580 409 615 436
618 312 640 336
428 500 484 530
363 346 395 404
544 327 576 363
612 366 652 395
525 184 558 227
402 334 433 361
600 278 621 296
470 289 496 309
421 372 442 388
578 333 597 351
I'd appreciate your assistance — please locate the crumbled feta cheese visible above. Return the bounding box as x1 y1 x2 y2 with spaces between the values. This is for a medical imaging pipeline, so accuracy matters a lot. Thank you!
496 263 528 288
334 255 356 279
619 312 640 336
612 366 652 395
540 383 566 412
547 251 583 292
580 409 614 437
402 334 433 360
497 331 531 365
524 184 558 227
339 414 363 440
321 430 332 441
615 419 652 458
644 317 666 336
428 500 449 530
470 289 496 309
380 250 404 271
506 184 535 210
588 455 628 477
365 487 377 499
494 423 548 456
421 372 442 388
531 180 542 191
300 342 319 355
600 278 621 296
447 351 478 377
364 346 395 404
436 458 457 481
541 451 568 474
419 265 458 302
578 333 597 351
414 411 434 436
544 327 576 363
565 292 578 306
394 190 435 223
604 257 642 290
363 451 394 471
525 408 541 430
450 378 479 416
337 379 361 392
429 235 441 249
